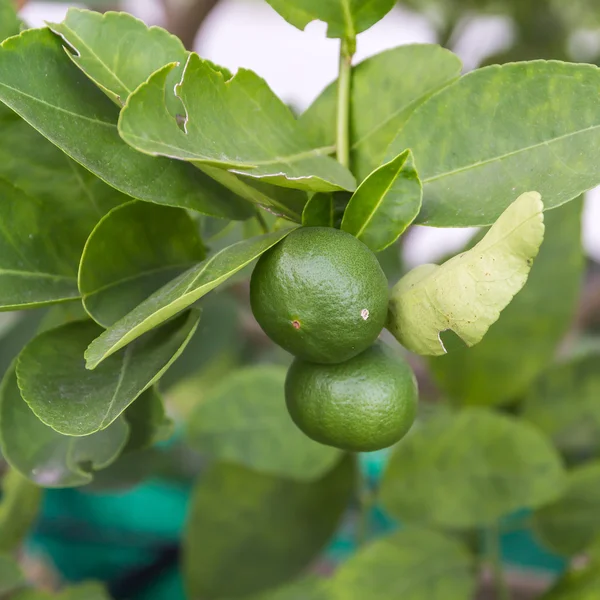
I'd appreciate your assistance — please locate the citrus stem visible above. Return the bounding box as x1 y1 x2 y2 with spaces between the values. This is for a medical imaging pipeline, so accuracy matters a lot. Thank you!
487 523 510 600
336 37 354 169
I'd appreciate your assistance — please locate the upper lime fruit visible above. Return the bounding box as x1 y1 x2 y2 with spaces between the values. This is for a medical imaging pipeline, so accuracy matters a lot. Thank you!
285 342 418 452
250 227 389 364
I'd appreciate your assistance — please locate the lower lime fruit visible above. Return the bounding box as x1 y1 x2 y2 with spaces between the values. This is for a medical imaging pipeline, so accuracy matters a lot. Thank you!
250 227 389 364
285 342 418 452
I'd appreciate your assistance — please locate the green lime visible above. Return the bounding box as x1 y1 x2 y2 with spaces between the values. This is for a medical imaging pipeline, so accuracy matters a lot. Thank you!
250 227 389 364
285 342 418 452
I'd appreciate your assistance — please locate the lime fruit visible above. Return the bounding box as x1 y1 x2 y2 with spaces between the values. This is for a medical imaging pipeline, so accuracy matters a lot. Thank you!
285 342 418 452
250 227 389 364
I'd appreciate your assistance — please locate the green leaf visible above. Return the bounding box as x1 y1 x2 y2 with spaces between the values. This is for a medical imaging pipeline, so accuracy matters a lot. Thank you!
17 311 199 436
0 108 126 309
246 577 330 600
264 0 395 39
0 468 42 552
0 311 46 381
388 61 600 226
84 228 294 369
533 462 600 556
522 352 600 456
124 387 173 452
300 45 462 181
0 553 24 596
430 199 584 406
0 178 94 310
187 366 341 480
387 192 545 356
0 29 253 220
12 582 111 600
79 201 205 327
302 193 347 227
379 408 565 528
341 150 421 252
330 528 476 600
184 455 354 599
0 0 20 42
49 8 187 107
0 365 129 488
118 57 356 194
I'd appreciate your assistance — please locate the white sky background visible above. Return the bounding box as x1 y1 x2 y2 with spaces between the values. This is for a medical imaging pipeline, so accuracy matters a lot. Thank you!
20 0 600 265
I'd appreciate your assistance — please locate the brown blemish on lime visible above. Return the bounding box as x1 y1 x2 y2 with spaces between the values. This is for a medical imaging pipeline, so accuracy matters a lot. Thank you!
292 320 301 330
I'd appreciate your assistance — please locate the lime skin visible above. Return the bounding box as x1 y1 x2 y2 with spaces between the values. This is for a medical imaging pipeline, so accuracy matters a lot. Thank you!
250 227 389 364
285 342 418 452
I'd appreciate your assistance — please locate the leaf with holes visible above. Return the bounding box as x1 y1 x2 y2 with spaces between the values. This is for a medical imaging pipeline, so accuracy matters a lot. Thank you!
17 311 199 436
388 61 600 226
118 57 356 193
387 192 545 356
84 228 294 369
265 0 395 39
430 199 584 406
0 29 252 220
341 150 421 252
79 201 205 327
49 8 187 109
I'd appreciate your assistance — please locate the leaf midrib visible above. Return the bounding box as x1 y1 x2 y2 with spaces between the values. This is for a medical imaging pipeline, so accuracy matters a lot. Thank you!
423 123 600 184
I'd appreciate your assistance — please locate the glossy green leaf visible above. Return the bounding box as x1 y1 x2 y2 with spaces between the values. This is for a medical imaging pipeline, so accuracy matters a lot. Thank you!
0 0 20 42
341 150 421 252
430 199 583 406
380 408 565 528
522 352 600 455
0 311 45 382
0 553 24 596
17 311 199 436
387 192 545 356
79 201 205 327
0 468 42 553
330 529 476 600
300 45 462 181
187 366 341 480
0 108 126 309
0 366 129 488
49 8 187 107
0 29 253 220
533 462 600 556
119 57 356 193
264 0 395 39
85 228 294 369
124 387 173 452
184 456 354 599
0 178 85 309
388 61 600 226
12 582 111 600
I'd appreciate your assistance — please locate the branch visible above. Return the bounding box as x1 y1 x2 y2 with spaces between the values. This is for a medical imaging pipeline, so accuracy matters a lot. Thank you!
162 0 222 50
